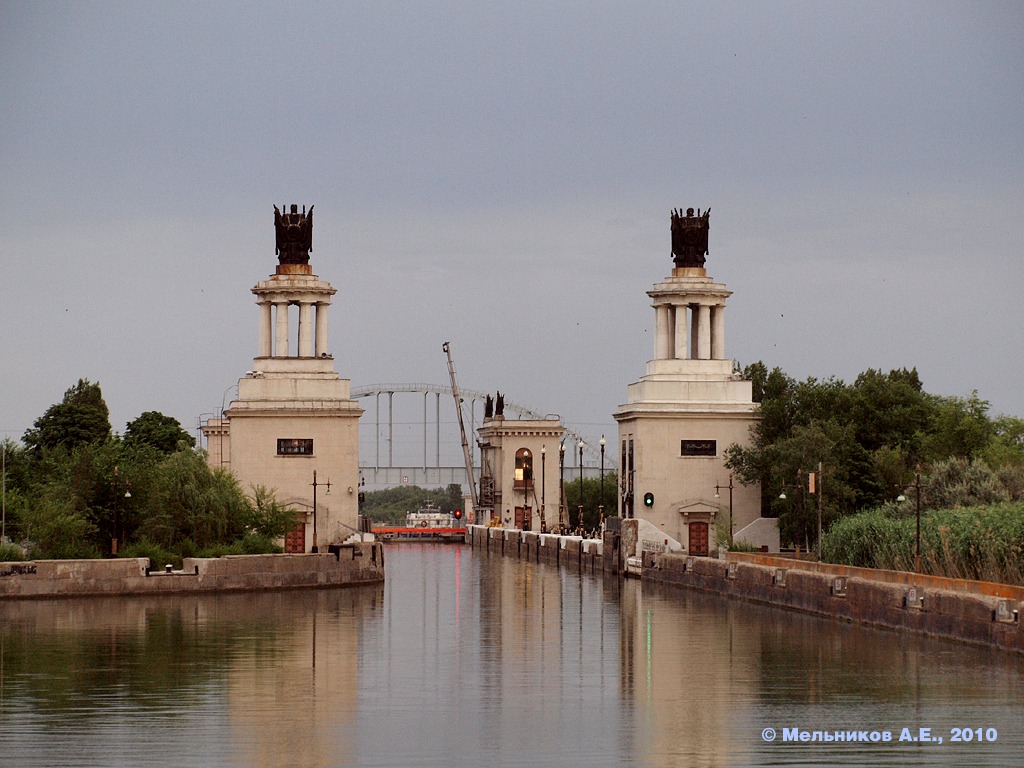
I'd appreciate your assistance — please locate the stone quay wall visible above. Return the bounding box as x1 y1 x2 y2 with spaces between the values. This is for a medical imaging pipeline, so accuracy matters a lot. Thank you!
467 524 1024 654
467 525 612 574
646 551 1024 654
0 543 385 600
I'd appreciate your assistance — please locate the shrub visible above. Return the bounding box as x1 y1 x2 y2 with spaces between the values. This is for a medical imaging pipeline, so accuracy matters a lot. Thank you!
123 538 182 570
0 541 26 562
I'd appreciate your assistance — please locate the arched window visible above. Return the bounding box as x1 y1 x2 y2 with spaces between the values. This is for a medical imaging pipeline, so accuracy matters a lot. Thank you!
514 448 534 489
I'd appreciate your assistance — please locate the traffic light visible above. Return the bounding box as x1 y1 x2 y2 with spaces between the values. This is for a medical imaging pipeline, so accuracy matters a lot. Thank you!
643 492 654 508
453 508 463 520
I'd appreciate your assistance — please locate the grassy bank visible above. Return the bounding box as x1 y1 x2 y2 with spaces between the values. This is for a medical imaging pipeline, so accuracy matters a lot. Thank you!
822 502 1024 585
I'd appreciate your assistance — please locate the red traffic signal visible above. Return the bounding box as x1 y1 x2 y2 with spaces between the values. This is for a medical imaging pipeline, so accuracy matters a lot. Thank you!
453 508 463 520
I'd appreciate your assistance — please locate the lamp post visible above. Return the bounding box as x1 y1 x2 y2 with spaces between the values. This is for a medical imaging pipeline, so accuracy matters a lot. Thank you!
598 436 606 534
2 443 6 544
714 472 734 541
540 446 547 533
896 468 924 574
559 440 566 532
778 468 807 555
111 466 131 556
577 438 585 534
777 465 824 558
311 470 331 553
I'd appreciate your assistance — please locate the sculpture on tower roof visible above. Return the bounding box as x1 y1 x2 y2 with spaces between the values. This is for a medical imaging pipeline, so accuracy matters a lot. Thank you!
670 207 710 268
274 204 314 265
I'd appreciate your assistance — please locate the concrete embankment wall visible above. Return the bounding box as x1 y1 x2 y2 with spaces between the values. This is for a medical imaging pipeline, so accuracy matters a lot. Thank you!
646 551 1024 654
0 543 384 599
467 525 612 574
467 523 1024 654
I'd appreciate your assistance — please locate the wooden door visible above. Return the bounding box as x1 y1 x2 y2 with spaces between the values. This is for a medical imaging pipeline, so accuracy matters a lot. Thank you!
284 521 305 553
688 521 709 557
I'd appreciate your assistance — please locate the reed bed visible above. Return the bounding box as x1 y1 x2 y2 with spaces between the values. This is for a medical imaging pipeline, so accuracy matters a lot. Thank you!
822 502 1024 585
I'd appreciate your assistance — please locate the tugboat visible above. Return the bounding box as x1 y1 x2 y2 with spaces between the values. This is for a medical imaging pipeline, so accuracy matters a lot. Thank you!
372 502 467 543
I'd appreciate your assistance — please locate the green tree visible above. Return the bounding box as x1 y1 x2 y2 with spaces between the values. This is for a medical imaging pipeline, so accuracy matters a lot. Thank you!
137 450 251 552
919 392 995 462
23 379 112 455
982 416 1024 467
726 362 1014 550
849 368 932 454
20 493 99 559
247 485 300 540
564 472 618 533
124 411 195 455
360 485 463 524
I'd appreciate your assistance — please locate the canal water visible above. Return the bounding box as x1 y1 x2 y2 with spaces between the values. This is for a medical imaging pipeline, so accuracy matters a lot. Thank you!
2 545 1023 767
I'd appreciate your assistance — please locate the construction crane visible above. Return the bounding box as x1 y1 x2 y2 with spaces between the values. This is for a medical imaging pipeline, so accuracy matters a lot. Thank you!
442 342 479 515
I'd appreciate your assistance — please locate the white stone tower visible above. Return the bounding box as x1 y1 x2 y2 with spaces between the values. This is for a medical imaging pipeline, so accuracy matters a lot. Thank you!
476 399 565 531
614 208 771 555
203 205 363 552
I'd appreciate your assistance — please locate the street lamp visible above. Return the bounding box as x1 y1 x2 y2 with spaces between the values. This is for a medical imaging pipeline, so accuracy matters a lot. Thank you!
598 436 606 534
311 470 331 553
896 468 924 574
714 472 734 541
558 440 566 532
540 446 547 533
777 465 824 558
112 466 131 556
578 438 585 534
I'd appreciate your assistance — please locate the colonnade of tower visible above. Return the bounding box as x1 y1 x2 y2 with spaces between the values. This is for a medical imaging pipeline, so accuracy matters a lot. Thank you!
647 268 733 366
252 279 336 360
652 299 726 361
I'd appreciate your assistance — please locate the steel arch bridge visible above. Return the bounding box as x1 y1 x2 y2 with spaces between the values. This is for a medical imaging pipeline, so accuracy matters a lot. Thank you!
351 383 616 488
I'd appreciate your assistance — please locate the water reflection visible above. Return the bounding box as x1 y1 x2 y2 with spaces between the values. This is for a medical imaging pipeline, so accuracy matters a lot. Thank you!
1 548 1023 767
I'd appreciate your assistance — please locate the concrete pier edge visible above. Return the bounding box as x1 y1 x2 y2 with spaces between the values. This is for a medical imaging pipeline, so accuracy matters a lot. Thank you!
0 542 384 599
467 524 1024 654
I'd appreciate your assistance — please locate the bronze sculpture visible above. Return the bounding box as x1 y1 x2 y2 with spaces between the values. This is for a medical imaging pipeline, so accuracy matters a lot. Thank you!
670 207 710 268
274 204 314 265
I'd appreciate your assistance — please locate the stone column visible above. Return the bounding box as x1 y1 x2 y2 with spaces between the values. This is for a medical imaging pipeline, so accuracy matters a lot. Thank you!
711 304 726 360
655 305 671 360
274 301 290 357
697 304 712 360
298 302 313 357
258 300 272 358
315 302 329 357
690 303 700 360
674 303 689 359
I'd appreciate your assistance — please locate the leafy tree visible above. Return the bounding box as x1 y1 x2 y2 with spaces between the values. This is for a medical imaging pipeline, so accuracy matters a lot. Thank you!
248 485 300 540
919 392 994 462
23 379 112 455
20 493 99 559
727 361 1018 550
124 411 195 455
360 484 465 524
137 450 251 552
982 416 1024 467
849 368 932 454
564 472 618 533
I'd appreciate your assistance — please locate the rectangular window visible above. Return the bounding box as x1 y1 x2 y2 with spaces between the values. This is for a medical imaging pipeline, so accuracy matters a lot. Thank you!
277 438 314 456
681 439 716 457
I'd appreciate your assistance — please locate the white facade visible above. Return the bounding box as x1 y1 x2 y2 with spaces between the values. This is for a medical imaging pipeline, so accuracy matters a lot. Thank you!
614 265 770 554
203 259 363 552
477 416 566 532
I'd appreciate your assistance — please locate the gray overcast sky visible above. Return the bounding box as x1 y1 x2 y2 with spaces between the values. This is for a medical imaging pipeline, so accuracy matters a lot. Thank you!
2 1 1022 461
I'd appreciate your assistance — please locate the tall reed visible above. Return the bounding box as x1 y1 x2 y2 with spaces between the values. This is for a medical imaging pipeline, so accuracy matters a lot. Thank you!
822 502 1024 585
